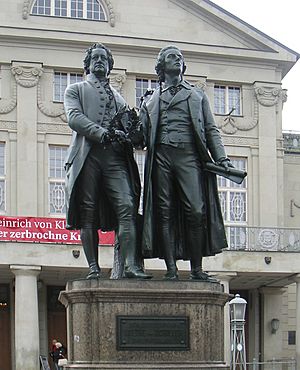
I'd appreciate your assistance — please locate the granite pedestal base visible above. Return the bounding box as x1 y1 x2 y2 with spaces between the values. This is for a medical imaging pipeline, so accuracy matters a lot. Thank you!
59 279 229 370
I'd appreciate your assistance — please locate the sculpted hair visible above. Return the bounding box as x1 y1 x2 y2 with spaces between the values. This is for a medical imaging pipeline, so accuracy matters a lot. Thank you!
83 43 114 75
155 45 187 82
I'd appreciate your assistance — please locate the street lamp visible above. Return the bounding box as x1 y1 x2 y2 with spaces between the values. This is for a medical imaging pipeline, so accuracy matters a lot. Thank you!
229 294 247 370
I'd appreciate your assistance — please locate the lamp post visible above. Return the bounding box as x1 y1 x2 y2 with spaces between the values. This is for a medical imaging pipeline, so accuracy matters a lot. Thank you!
229 294 247 370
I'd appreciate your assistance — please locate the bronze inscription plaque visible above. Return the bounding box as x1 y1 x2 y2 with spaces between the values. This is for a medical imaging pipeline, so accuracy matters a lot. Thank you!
117 316 189 351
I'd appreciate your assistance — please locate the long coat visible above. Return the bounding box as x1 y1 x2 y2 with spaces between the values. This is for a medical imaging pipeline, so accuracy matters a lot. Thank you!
140 81 228 259
64 74 140 230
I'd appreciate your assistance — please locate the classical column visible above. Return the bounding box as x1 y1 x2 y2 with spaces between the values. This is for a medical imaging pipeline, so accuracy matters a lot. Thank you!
217 273 237 366
10 265 41 370
294 275 300 367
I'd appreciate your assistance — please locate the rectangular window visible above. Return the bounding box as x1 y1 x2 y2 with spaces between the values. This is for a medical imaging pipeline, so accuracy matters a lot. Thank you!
0 143 5 213
135 78 158 108
214 85 241 115
53 72 83 102
288 331 296 345
218 158 247 250
49 145 67 215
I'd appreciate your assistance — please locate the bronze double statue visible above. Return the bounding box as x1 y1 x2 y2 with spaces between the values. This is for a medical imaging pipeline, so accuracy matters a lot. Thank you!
64 43 246 280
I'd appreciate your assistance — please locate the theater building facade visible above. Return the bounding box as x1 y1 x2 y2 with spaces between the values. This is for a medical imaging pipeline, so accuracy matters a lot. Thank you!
0 0 299 369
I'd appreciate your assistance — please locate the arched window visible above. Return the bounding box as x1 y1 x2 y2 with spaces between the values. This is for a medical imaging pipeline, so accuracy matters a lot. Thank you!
31 0 107 21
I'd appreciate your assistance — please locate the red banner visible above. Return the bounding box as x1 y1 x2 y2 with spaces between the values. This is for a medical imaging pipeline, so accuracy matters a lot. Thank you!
0 216 115 245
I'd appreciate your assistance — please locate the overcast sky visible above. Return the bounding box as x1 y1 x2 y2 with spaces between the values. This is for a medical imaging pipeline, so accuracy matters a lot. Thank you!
211 0 300 132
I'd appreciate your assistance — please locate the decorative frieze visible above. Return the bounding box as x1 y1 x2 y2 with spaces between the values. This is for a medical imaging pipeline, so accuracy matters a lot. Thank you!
255 86 287 107
37 83 67 122
110 73 126 95
217 98 258 135
22 0 32 19
103 0 116 27
11 65 43 88
37 123 71 134
194 80 207 91
0 82 17 114
0 120 17 131
221 135 258 147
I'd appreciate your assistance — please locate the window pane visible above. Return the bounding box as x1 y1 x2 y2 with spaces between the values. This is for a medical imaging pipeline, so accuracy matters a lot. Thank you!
228 87 241 115
55 0 67 16
219 191 227 221
49 146 67 215
0 180 5 212
214 85 226 114
217 175 227 188
32 0 51 15
49 181 66 214
86 0 106 20
230 192 246 222
32 0 107 20
135 78 158 107
70 73 83 84
0 144 5 176
229 158 246 189
71 0 83 18
150 80 159 90
49 146 67 179
53 72 67 102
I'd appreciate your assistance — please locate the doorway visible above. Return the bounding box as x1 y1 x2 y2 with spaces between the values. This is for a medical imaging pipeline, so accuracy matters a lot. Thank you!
0 284 11 370
47 286 67 370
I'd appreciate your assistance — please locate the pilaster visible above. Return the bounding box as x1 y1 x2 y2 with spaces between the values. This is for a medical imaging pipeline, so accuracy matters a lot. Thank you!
10 264 41 370
293 275 300 368
254 82 286 226
12 61 43 216
259 286 285 361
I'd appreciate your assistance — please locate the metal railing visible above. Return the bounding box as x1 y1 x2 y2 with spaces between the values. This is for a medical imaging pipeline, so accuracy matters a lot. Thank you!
226 226 300 252
246 358 296 370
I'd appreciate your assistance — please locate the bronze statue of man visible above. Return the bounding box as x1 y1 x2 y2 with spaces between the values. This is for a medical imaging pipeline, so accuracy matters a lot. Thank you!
140 45 234 280
64 43 150 279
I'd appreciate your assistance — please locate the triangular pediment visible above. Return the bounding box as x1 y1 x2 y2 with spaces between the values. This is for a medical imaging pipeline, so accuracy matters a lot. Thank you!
113 0 298 71
167 0 269 51
165 0 299 57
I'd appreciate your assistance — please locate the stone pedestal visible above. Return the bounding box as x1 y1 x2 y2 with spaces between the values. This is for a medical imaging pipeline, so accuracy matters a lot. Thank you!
59 279 229 370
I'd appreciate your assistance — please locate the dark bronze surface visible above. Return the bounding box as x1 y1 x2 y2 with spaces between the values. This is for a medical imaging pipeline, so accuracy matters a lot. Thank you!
117 316 189 351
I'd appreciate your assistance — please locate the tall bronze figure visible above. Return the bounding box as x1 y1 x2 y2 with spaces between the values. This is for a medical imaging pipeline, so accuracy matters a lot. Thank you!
140 45 234 280
64 43 150 279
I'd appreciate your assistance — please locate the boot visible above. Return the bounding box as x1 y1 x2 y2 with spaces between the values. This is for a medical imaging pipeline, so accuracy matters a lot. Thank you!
81 228 101 279
189 227 217 282
164 259 178 280
190 257 218 282
119 222 152 279
123 242 152 279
